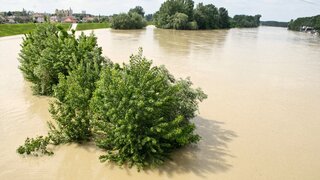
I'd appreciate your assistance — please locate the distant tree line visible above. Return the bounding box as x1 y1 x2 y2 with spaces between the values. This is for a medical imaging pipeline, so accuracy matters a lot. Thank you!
288 15 320 31
231 15 261 28
153 0 261 30
261 21 288 27
153 0 230 30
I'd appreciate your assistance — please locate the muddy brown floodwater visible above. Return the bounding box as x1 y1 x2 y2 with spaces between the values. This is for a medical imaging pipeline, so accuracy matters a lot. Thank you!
1 26 320 180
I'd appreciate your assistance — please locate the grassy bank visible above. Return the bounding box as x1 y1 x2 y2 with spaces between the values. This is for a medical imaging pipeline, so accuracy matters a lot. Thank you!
0 23 71 37
0 23 36 37
76 23 110 31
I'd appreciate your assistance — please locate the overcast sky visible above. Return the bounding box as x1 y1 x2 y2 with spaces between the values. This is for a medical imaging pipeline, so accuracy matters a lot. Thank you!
1 0 320 21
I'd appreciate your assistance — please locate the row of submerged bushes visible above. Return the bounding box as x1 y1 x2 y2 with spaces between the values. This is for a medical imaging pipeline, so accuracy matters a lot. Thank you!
17 23 207 170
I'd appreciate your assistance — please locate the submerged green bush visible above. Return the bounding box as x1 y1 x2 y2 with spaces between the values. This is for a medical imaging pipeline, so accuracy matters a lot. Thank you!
111 12 147 30
17 24 207 170
19 23 103 96
17 29 108 155
90 49 207 170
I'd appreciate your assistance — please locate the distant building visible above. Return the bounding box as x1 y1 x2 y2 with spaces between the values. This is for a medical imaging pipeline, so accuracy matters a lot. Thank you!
81 10 86 16
7 16 15 23
33 13 45 23
0 15 5 23
50 16 58 22
55 8 73 17
82 16 95 22
63 16 77 23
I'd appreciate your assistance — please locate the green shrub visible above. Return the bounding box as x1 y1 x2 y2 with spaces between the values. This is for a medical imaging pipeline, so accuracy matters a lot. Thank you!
111 12 147 29
171 12 189 30
90 49 207 170
17 23 207 170
232 14 261 28
19 23 75 95
288 15 320 31
17 31 108 155
19 23 103 96
187 21 198 30
49 37 108 142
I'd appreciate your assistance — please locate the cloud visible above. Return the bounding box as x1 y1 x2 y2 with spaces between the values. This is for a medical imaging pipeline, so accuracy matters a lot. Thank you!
299 0 318 5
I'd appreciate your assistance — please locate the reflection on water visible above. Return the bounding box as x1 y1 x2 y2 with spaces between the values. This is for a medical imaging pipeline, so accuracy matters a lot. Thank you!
1 26 320 180
153 28 229 58
155 117 236 177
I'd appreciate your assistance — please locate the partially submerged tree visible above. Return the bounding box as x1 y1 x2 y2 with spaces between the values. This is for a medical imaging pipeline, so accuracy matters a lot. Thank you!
232 14 261 28
154 0 231 30
111 6 147 29
111 12 147 29
17 24 207 171
129 6 145 17
90 49 207 170
19 23 103 96
193 3 219 29
17 29 109 155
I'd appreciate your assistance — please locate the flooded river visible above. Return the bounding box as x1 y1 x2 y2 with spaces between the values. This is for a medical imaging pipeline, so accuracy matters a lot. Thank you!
1 26 320 179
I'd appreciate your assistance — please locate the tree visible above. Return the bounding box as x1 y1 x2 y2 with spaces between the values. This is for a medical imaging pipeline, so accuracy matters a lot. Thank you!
218 7 230 28
17 32 108 155
19 23 76 95
232 14 261 28
194 3 219 29
154 0 195 29
145 14 153 22
288 15 320 31
111 12 146 29
129 6 145 17
49 33 107 142
90 49 207 170
18 24 107 96
171 12 189 30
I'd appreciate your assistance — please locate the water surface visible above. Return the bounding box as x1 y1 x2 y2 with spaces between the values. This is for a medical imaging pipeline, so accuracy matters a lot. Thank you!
1 26 320 179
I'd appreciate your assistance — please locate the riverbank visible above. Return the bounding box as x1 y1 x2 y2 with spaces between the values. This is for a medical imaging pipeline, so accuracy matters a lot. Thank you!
0 23 71 37
76 22 110 31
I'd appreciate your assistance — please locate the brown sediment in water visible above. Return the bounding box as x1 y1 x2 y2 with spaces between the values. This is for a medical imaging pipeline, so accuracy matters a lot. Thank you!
1 26 320 179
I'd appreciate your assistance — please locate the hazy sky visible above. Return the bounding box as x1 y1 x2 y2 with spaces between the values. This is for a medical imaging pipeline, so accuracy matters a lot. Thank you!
1 0 320 21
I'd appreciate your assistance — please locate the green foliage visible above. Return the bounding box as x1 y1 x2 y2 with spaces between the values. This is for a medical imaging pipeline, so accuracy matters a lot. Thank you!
288 15 320 31
17 23 207 171
145 14 153 22
194 3 219 29
129 6 145 17
188 21 198 30
18 23 101 96
17 136 53 156
90 49 207 170
19 23 75 95
154 0 230 30
218 7 230 29
232 14 261 28
154 0 194 29
111 12 147 29
171 13 189 30
17 31 107 155
49 33 107 142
